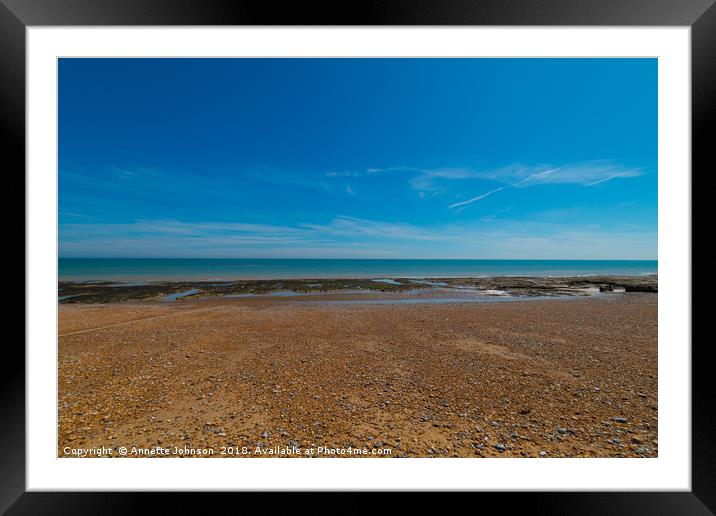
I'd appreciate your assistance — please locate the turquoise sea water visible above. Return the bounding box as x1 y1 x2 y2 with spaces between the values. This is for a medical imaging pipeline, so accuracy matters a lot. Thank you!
58 259 658 281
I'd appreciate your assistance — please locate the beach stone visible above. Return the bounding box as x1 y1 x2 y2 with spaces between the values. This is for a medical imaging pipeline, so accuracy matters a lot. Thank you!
494 443 506 452
612 417 628 423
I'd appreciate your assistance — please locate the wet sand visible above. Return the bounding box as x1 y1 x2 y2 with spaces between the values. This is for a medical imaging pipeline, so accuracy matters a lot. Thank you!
58 292 657 458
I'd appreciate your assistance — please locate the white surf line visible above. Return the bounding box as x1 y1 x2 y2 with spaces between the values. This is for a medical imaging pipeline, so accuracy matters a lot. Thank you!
58 308 214 337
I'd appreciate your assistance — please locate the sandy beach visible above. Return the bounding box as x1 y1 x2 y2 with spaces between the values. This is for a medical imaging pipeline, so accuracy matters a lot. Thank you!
58 288 657 458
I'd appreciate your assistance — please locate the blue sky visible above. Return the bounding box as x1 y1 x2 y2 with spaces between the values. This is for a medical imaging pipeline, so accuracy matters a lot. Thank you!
59 58 657 259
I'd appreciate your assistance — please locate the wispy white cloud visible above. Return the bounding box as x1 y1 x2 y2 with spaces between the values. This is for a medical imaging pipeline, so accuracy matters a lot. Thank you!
59 215 656 259
512 167 561 186
409 167 474 193
407 161 645 196
299 216 443 241
584 170 644 186
490 160 644 187
448 187 504 209
469 161 644 188
400 161 646 210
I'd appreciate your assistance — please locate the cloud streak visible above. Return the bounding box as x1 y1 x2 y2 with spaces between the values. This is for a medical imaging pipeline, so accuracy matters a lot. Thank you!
448 187 504 209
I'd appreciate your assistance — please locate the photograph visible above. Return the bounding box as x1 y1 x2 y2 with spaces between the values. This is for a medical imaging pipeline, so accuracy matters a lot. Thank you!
57 57 658 459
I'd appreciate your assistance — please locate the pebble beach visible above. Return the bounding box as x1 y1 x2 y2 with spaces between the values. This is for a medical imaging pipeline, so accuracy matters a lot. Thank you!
58 283 657 458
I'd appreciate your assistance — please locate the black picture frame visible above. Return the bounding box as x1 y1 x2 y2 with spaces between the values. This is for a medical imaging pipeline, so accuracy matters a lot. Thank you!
4 0 711 512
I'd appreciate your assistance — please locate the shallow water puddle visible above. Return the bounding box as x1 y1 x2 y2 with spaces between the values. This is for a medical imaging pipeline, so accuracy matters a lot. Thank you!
163 289 201 302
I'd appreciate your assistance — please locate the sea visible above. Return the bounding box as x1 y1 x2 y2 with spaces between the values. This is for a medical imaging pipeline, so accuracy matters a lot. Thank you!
58 259 658 282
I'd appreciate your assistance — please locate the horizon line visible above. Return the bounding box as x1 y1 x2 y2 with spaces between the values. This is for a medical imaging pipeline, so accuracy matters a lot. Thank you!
58 257 658 261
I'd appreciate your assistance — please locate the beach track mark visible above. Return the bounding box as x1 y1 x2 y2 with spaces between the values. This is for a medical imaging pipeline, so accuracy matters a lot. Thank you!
58 308 213 337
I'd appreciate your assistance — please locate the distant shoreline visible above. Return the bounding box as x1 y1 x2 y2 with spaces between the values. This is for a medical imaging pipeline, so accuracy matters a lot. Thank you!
58 274 658 304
